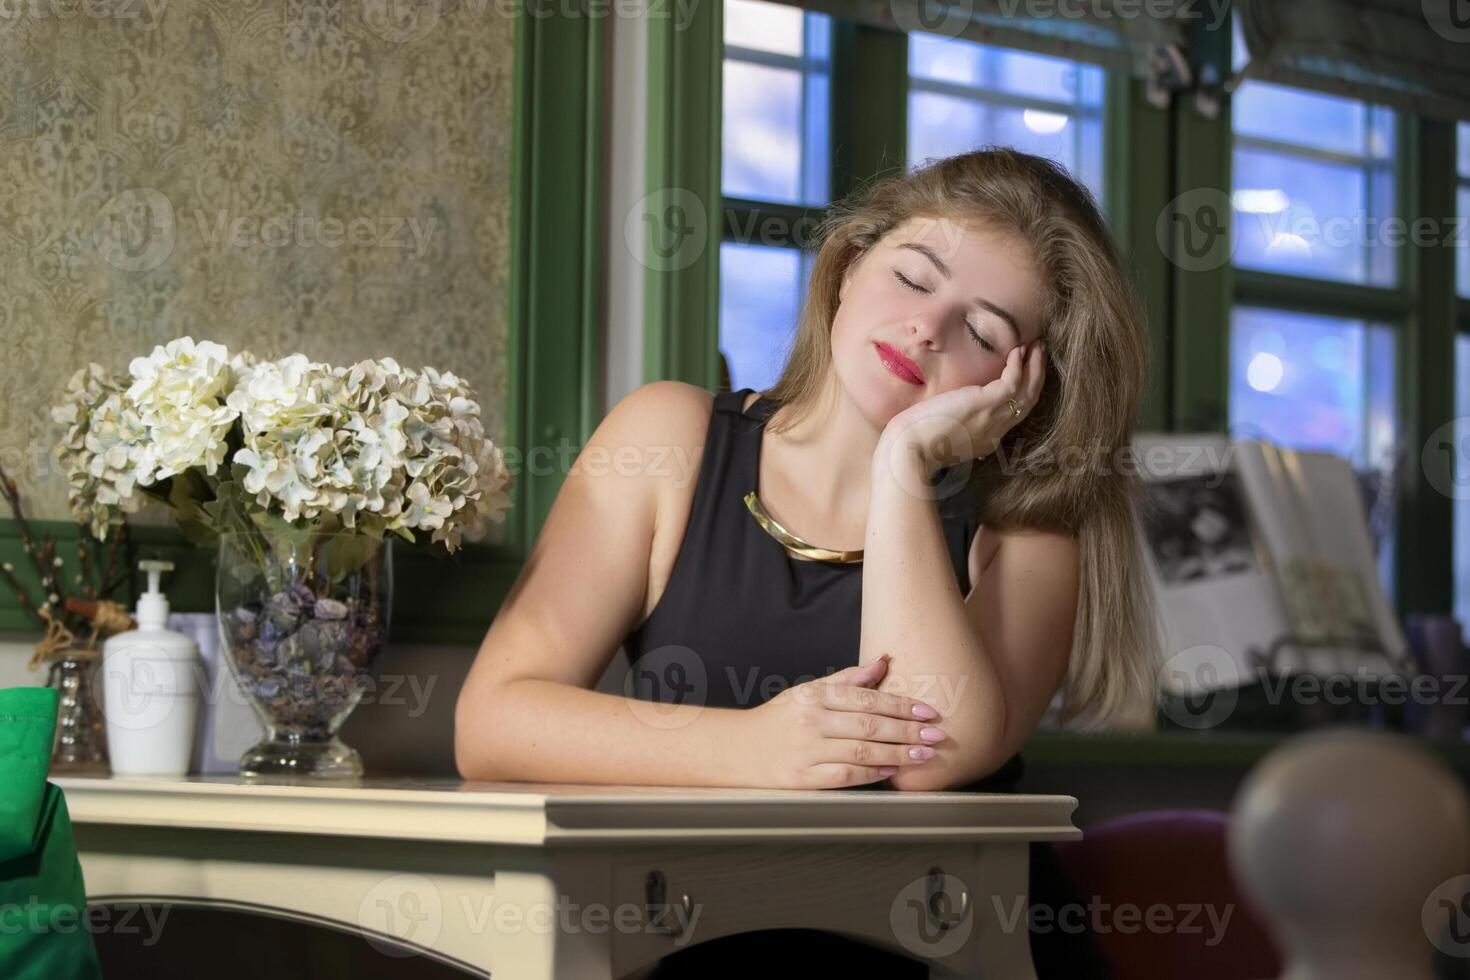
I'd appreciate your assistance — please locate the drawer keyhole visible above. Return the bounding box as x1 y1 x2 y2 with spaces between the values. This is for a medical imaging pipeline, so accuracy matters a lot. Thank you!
644 870 693 938
925 866 970 933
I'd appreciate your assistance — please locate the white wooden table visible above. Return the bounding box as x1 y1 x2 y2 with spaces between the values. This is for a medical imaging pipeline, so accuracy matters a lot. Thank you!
52 775 1080 979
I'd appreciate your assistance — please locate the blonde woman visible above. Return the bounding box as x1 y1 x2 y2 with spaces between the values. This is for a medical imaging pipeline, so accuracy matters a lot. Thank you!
456 147 1160 975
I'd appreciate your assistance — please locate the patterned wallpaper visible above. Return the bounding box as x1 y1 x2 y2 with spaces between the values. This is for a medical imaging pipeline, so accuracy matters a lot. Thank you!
0 0 514 543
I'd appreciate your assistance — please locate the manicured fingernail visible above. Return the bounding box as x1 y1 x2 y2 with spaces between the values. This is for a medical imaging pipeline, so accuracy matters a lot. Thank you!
919 726 945 742
879 767 899 777
912 703 938 720
909 746 935 761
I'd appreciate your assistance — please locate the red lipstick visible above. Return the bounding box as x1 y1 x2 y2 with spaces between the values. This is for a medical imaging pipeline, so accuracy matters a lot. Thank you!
875 342 925 386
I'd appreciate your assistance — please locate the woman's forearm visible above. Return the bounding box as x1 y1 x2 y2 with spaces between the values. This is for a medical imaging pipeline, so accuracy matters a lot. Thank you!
861 442 1008 790
455 676 756 787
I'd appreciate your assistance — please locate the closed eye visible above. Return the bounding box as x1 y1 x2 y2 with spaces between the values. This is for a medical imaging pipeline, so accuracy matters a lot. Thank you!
892 269 995 354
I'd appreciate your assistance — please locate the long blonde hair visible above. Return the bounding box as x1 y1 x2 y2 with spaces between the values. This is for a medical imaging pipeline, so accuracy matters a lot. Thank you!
762 147 1160 732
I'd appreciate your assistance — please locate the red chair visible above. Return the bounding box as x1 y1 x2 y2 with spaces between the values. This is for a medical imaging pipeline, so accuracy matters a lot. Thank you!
1049 810 1282 980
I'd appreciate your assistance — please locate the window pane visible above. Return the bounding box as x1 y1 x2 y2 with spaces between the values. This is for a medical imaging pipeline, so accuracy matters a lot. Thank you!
1233 83 1389 159
909 92 986 162
908 93 1095 177
719 242 803 393
1231 52 1397 288
1231 8 1249 72
1456 335 1470 643
725 0 803 56
1459 185 1470 299
910 33 1081 103
722 7 830 206
1230 307 1398 602
992 47 1080 103
907 33 1105 202
1230 13 1393 160
1461 123 1470 298
1232 147 1396 285
723 62 803 203
803 68 830 205
910 30 987 86
1229 308 1397 470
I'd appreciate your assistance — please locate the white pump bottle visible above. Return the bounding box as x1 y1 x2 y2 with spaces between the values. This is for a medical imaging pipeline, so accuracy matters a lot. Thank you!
100 560 203 775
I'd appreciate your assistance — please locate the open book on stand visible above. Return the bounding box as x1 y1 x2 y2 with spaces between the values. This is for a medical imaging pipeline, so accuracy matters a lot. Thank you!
1134 434 1406 704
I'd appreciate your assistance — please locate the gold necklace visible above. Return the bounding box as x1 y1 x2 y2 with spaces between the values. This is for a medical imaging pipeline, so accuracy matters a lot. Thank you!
743 491 864 564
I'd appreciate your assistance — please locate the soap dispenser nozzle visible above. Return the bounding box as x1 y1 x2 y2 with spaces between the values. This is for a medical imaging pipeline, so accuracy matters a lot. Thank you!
139 559 174 594
136 559 175 629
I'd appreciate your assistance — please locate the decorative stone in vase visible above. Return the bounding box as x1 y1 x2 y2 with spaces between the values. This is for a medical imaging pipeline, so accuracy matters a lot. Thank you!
215 531 392 778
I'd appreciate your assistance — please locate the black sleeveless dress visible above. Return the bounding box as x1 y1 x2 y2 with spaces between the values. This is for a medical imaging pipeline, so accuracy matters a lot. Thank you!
625 386 1021 796
626 389 1084 978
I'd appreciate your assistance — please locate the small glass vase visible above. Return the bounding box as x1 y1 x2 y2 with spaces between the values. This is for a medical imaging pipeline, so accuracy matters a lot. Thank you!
215 530 393 778
46 648 110 776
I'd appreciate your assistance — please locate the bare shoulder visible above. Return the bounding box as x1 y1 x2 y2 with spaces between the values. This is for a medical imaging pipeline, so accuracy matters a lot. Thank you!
605 380 713 442
608 380 720 513
609 381 718 477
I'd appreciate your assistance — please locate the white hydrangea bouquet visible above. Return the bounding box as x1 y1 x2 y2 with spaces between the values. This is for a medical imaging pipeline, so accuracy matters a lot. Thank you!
50 336 514 777
51 336 513 558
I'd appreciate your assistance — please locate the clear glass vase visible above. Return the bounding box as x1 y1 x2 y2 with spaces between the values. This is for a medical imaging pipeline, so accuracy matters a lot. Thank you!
215 530 393 778
46 649 110 776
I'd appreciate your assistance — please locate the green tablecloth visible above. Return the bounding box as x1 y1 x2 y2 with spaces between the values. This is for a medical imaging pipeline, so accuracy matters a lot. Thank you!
0 686 103 980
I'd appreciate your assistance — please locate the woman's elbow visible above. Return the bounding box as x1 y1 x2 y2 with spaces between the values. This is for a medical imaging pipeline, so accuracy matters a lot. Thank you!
887 763 964 793
887 743 1012 793
454 679 505 781
454 713 488 781
454 725 487 781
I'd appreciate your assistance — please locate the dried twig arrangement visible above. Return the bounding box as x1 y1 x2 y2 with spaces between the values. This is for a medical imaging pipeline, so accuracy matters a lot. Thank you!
0 461 132 638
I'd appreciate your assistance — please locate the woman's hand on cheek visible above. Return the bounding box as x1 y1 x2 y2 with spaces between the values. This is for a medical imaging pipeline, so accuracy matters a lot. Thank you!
874 339 1046 479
